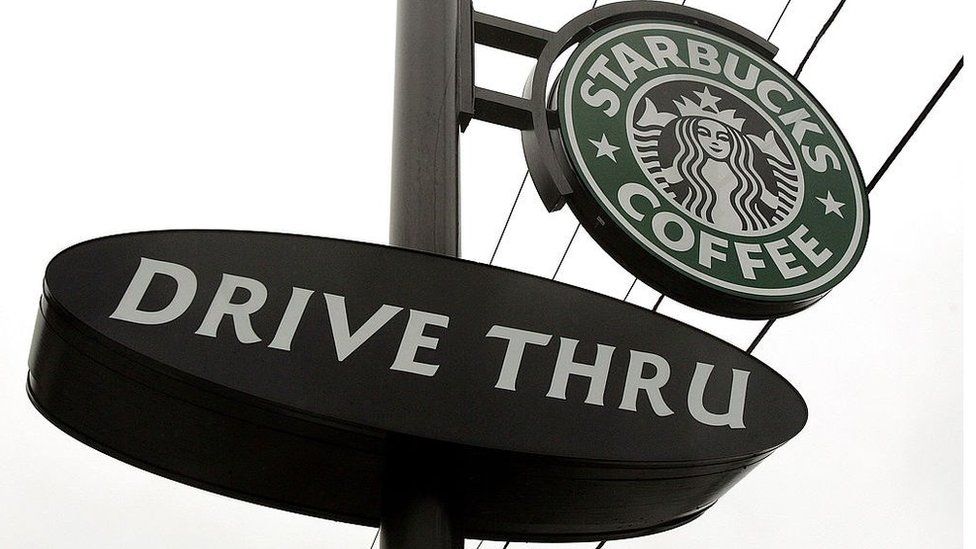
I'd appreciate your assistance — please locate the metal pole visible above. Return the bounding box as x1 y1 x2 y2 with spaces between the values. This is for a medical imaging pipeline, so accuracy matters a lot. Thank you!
389 0 460 256
379 438 463 549
384 0 463 547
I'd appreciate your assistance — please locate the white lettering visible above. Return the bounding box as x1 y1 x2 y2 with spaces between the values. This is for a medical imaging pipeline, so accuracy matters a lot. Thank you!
546 338 614 406
618 182 661 221
390 310 450 377
698 231 728 268
195 274 268 344
802 144 841 173
619 351 675 416
723 53 760 90
581 79 620 117
486 325 553 391
687 362 749 429
764 239 807 279
757 79 793 114
644 36 687 69
789 225 833 267
268 287 315 351
324 293 403 361
611 42 657 82
687 39 721 74
110 257 197 326
587 54 629 90
780 108 823 144
652 211 695 252
734 242 766 280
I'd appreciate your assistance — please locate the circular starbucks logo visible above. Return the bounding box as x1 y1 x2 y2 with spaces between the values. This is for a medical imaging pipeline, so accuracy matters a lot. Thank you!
557 20 868 314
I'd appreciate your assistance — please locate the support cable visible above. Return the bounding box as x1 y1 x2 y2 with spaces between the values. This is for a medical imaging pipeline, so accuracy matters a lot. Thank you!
623 278 638 301
794 0 846 78
551 223 581 280
767 0 792 41
866 57 963 194
489 172 528 265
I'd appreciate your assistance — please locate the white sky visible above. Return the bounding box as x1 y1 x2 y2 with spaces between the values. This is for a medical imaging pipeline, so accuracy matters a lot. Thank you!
0 1 967 547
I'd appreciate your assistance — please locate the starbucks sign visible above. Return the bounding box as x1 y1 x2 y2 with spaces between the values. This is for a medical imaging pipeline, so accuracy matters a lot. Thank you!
552 20 869 318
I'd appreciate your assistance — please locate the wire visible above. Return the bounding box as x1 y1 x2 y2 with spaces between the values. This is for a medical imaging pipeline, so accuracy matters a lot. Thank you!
767 0 792 41
866 57 963 193
489 171 529 265
794 0 846 78
623 278 638 301
746 319 776 354
552 224 581 280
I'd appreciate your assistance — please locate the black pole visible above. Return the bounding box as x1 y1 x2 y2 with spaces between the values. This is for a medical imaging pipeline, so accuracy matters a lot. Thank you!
384 0 463 547
379 438 463 549
389 0 460 256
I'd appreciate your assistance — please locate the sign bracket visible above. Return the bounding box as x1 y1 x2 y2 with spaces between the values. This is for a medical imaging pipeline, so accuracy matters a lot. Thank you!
458 3 552 131
470 87 534 130
473 12 555 57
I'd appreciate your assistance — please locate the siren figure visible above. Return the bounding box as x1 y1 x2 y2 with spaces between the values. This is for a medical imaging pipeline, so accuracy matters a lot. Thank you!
633 86 801 235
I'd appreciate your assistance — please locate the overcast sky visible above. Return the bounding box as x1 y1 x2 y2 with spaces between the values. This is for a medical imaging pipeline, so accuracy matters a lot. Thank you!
0 0 966 547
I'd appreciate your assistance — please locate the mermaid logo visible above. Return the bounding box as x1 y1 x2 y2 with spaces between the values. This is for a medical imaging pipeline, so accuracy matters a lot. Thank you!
631 83 803 237
553 19 869 317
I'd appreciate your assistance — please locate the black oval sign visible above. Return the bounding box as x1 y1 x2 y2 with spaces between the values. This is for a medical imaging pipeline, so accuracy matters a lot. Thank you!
28 230 806 541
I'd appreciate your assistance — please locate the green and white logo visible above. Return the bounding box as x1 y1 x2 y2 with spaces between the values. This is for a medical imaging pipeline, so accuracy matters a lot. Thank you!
558 21 868 306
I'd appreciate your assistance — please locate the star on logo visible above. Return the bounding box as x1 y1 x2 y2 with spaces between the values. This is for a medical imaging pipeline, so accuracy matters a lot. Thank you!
589 134 620 162
694 87 722 112
817 191 845 218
